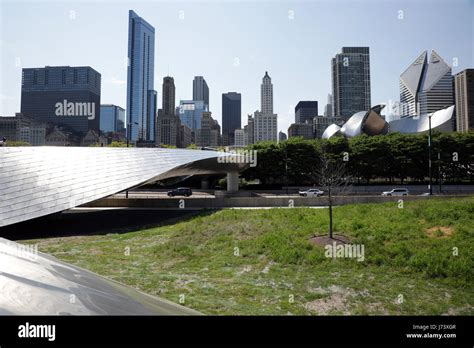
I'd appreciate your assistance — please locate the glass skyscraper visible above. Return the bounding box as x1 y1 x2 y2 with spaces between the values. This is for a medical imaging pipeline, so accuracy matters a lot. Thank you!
126 10 157 143
100 104 125 134
193 76 209 109
295 101 318 124
222 92 241 145
20 66 101 135
332 47 371 119
178 100 206 131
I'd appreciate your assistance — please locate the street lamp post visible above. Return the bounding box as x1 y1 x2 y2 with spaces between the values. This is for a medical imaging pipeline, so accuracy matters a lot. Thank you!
438 152 442 194
428 115 433 196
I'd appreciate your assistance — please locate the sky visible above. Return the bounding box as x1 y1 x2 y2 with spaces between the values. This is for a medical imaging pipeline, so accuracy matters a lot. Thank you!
1 0 473 132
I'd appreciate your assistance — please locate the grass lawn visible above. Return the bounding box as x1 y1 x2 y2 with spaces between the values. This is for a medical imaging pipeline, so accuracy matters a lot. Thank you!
23 197 474 315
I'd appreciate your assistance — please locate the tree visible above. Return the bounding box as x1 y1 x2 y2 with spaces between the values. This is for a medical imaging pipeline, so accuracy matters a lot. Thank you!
313 146 352 239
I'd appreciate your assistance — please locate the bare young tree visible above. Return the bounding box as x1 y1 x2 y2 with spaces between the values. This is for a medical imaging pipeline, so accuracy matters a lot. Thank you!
313 147 352 239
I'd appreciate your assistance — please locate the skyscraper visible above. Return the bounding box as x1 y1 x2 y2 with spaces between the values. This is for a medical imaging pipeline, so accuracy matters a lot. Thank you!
21 66 101 135
195 111 221 147
331 47 371 118
193 76 209 109
100 104 125 134
324 94 333 117
178 100 206 131
454 69 474 132
261 71 273 115
162 76 175 116
400 50 453 117
222 92 241 146
157 76 180 146
126 10 157 143
295 101 318 124
254 111 278 142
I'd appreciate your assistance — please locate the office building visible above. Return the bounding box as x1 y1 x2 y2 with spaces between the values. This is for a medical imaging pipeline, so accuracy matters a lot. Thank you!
332 47 371 118
244 114 254 145
126 10 157 143
20 66 101 134
278 131 287 142
156 77 181 146
324 94 333 117
234 129 245 147
254 111 277 142
0 113 46 145
313 115 345 139
288 122 314 139
193 76 209 109
222 92 241 146
179 124 192 148
454 69 474 132
400 50 453 117
195 111 220 147
295 101 318 124
178 100 206 131
100 105 125 134
261 71 273 115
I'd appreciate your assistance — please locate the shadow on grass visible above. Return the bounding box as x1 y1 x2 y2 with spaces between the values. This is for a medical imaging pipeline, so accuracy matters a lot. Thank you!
0 208 218 241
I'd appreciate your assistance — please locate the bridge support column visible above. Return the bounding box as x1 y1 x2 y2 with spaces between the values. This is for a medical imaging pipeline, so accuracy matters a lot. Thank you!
227 172 239 192
201 178 210 190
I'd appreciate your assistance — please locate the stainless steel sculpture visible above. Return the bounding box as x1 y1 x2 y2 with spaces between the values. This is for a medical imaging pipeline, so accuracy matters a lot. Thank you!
0 147 249 227
321 124 342 139
388 105 454 133
322 105 454 139
0 237 200 315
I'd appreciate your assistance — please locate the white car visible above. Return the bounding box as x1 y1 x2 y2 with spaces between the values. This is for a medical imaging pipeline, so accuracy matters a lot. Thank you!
381 188 409 196
299 188 324 197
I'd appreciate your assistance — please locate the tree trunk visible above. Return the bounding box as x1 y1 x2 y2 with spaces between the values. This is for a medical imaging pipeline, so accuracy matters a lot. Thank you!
329 201 333 239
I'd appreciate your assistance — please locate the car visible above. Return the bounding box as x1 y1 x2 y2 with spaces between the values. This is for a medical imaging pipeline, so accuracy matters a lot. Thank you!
381 188 409 196
167 187 192 197
299 188 324 197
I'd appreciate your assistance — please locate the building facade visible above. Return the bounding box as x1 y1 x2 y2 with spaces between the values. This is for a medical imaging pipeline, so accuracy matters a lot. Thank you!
454 69 474 132
278 131 287 142
0 113 46 145
193 76 209 109
222 92 241 146
261 71 273 115
178 100 206 131
244 114 254 145
21 66 101 135
254 111 277 142
288 122 314 139
324 94 333 117
295 101 318 124
179 124 192 148
313 115 345 139
156 77 181 146
126 10 157 143
234 128 245 147
332 47 371 119
400 50 453 117
100 105 125 134
195 112 220 147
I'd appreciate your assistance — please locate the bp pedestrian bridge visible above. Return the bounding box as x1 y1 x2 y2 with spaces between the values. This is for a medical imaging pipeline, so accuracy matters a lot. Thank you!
0 147 249 228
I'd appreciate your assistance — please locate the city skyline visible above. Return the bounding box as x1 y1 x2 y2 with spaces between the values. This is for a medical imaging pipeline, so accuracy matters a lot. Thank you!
1 0 473 133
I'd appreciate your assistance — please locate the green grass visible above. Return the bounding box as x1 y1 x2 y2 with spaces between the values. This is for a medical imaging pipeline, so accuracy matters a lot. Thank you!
23 197 474 315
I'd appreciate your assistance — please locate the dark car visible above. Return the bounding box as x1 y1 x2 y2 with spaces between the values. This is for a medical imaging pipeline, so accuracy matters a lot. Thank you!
167 187 192 197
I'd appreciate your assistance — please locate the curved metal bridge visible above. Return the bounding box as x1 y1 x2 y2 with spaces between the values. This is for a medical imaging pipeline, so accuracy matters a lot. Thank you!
0 147 248 227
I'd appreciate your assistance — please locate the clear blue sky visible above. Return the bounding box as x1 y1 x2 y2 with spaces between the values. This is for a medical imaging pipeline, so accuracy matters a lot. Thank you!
1 0 473 132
